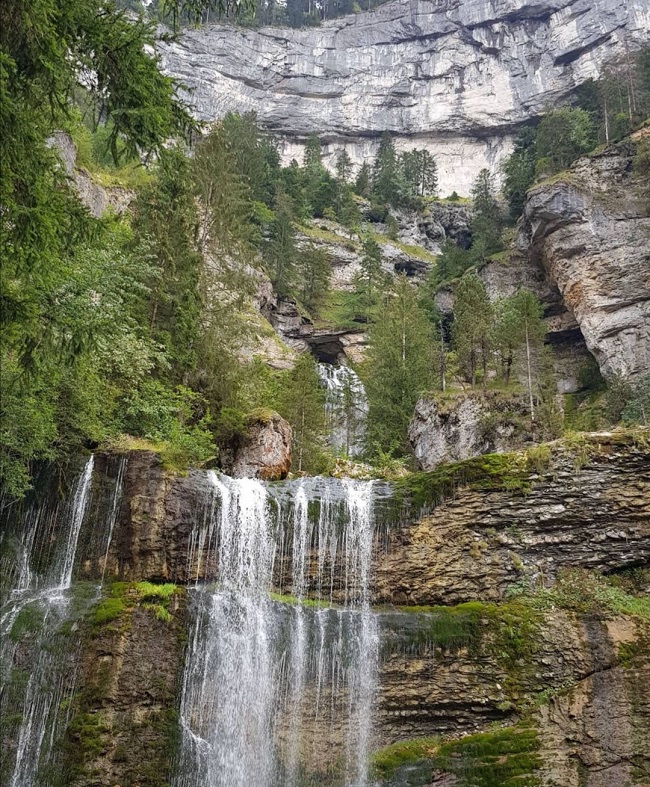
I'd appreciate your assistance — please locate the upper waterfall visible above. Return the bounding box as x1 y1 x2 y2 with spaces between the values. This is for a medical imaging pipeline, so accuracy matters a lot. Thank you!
318 363 368 458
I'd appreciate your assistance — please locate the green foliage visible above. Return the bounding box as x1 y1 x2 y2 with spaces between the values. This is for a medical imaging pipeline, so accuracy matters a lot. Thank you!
371 738 438 780
371 131 402 206
361 276 437 456
277 353 330 473
622 373 650 426
92 597 127 625
296 243 331 316
394 451 530 513
509 568 650 620
470 168 503 258
266 190 298 297
9 604 44 642
401 149 438 198
502 126 537 220
535 107 595 175
452 273 493 387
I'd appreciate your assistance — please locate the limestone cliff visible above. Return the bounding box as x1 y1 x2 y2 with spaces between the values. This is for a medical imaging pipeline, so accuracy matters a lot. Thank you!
519 134 650 381
159 0 650 194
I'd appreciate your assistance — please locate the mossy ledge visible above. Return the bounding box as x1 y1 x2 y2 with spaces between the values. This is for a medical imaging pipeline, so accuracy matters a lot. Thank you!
371 724 542 785
393 428 649 516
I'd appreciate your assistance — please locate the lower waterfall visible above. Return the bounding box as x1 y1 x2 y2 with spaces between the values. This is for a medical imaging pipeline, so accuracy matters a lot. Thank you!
175 473 380 787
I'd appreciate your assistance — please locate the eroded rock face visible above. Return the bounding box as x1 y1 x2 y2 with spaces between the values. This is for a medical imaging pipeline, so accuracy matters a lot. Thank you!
519 138 650 381
409 392 532 470
231 410 292 480
374 436 650 606
159 0 650 195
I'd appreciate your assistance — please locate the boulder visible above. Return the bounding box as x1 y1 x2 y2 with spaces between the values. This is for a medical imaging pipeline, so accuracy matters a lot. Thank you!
231 410 292 481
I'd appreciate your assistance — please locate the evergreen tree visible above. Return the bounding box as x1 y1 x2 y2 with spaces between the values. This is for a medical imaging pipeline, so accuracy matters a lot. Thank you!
278 353 329 473
535 108 595 175
266 190 297 298
354 235 385 317
335 149 354 183
470 169 503 258
220 111 280 206
297 243 331 315
502 127 536 221
355 162 372 198
401 149 438 197
506 289 546 419
362 275 437 456
452 273 493 387
132 146 202 378
303 133 323 170
372 131 401 206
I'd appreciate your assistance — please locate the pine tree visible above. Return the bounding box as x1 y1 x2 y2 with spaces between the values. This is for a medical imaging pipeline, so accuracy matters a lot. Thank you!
355 162 372 198
362 275 437 455
278 353 328 473
470 169 502 259
266 190 297 298
506 289 546 419
355 235 385 317
297 243 331 315
372 131 401 206
335 149 354 183
303 133 323 170
502 127 536 220
452 273 493 387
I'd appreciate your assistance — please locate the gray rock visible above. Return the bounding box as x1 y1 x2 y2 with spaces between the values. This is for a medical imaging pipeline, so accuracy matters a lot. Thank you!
519 138 650 380
231 410 292 480
159 0 650 195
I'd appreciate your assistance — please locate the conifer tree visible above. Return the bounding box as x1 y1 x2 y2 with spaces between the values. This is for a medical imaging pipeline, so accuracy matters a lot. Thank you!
506 289 546 419
278 353 328 473
354 235 385 317
297 244 331 315
362 275 437 455
355 162 372 198
335 149 354 183
470 169 502 259
452 272 493 387
266 190 297 298
372 131 401 206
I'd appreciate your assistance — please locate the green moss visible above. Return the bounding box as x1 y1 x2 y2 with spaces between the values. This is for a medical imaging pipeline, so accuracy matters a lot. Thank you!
269 592 333 609
9 603 44 642
396 602 485 651
142 602 173 623
432 725 542 787
371 737 438 779
134 582 178 602
394 452 531 513
92 597 126 625
510 568 650 620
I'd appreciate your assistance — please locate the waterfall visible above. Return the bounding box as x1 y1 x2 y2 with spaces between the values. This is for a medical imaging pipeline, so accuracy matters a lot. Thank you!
0 456 96 786
175 475 381 787
317 364 368 458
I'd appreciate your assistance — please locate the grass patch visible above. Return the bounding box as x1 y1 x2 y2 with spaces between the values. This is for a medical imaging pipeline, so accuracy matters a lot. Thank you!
9 603 44 642
300 223 359 250
375 235 437 263
510 568 650 619
91 597 126 625
269 592 333 609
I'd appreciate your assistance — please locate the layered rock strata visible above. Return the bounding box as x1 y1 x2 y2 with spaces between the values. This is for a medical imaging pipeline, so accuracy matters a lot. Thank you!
519 137 650 381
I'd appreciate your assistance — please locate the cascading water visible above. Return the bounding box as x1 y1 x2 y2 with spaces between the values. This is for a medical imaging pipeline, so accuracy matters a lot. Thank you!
317 364 368 458
175 473 382 787
0 455 127 787
0 457 94 786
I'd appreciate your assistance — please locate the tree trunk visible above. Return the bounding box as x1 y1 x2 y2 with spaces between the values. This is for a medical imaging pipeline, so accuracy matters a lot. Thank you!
525 322 535 420
440 322 446 392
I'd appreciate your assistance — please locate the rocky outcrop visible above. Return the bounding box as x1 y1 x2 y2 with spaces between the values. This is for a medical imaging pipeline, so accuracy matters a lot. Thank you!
159 0 650 194
375 433 650 605
231 410 292 480
519 137 650 381
49 132 133 217
409 391 533 470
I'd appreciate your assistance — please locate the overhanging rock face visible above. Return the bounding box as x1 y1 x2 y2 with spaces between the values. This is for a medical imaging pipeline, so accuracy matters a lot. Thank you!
159 0 650 194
